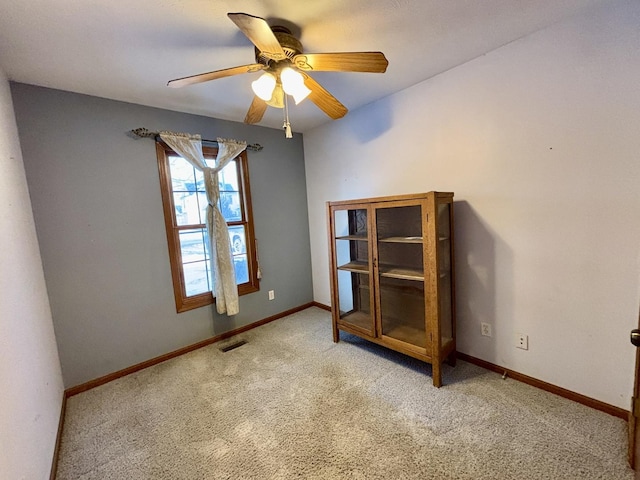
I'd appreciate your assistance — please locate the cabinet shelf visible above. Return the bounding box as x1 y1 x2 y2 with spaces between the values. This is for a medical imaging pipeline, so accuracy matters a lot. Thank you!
379 266 424 281
337 261 369 274
336 234 369 241
378 236 423 244
381 325 427 349
338 310 372 331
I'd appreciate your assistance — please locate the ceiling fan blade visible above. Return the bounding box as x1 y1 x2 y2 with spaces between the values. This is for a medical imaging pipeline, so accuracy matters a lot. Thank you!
293 52 389 73
167 64 265 88
227 12 287 61
302 73 348 120
244 96 268 124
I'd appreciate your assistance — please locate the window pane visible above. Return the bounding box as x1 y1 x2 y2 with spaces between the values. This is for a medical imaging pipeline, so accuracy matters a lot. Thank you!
194 169 204 192
183 261 210 296
218 160 241 222
197 192 209 224
233 254 249 284
173 191 201 226
179 229 207 263
169 156 196 192
219 191 241 222
219 161 239 191
228 225 246 255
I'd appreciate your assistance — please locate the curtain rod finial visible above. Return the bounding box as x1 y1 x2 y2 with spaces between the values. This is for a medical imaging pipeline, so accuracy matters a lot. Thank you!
130 127 155 138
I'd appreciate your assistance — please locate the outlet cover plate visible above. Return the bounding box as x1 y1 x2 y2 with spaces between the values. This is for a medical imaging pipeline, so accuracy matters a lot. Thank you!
481 322 492 337
516 333 528 350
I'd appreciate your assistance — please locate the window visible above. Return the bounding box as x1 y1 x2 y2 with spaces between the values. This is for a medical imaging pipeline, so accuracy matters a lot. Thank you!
156 142 259 312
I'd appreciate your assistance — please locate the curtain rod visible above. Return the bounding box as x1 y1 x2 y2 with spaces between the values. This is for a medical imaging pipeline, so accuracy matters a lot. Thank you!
129 127 263 152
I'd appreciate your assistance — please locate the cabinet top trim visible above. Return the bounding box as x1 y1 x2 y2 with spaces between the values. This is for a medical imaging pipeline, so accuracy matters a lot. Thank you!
327 191 453 207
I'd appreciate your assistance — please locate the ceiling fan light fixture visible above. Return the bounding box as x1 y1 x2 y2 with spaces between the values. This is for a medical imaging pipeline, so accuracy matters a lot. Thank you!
280 67 311 104
290 84 311 105
265 83 284 108
251 72 276 101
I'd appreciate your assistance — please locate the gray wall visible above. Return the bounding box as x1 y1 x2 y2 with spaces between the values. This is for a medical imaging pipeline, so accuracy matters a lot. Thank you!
11 83 313 388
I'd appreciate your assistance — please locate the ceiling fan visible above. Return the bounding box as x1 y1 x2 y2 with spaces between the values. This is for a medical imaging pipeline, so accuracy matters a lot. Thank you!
167 13 388 132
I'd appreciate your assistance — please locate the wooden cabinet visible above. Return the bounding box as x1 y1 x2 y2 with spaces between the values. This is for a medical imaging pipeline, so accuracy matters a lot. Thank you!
327 192 456 387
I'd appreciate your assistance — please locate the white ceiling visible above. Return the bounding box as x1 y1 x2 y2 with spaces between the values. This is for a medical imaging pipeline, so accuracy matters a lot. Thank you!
0 0 607 133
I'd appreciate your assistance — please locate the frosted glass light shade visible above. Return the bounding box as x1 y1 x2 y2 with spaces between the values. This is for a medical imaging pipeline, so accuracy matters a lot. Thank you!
280 67 311 104
266 83 284 108
290 85 312 105
251 73 276 101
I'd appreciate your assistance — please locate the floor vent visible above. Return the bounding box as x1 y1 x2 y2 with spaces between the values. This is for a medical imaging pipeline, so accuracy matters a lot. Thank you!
220 340 247 352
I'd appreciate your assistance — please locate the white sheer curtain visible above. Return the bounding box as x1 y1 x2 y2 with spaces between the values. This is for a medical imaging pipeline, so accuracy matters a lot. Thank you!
159 132 247 316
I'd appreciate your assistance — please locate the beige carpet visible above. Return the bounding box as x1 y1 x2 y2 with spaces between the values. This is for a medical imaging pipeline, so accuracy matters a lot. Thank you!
56 307 633 479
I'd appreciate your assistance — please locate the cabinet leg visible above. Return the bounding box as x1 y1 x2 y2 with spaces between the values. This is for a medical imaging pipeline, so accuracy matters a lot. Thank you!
446 350 457 367
332 323 340 343
432 362 442 388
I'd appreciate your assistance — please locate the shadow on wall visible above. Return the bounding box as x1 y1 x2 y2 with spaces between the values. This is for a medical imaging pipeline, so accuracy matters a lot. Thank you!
348 95 393 144
454 200 513 360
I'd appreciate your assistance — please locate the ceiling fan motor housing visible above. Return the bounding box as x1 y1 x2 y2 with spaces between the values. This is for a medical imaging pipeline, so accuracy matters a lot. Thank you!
255 26 303 66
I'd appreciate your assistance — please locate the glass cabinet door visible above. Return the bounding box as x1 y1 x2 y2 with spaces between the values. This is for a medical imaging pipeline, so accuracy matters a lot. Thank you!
332 207 375 336
374 203 428 351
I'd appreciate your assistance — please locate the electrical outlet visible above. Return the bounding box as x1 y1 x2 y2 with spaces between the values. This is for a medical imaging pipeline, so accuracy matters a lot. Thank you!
268 290 275 301
516 333 528 350
481 322 492 337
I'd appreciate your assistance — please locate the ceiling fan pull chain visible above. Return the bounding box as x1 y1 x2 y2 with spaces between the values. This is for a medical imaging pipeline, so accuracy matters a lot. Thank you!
283 94 292 139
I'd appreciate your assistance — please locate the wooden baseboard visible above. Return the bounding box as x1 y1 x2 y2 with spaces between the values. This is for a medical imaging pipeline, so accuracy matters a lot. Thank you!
49 391 67 480
457 352 628 420
311 301 331 311
65 302 317 397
